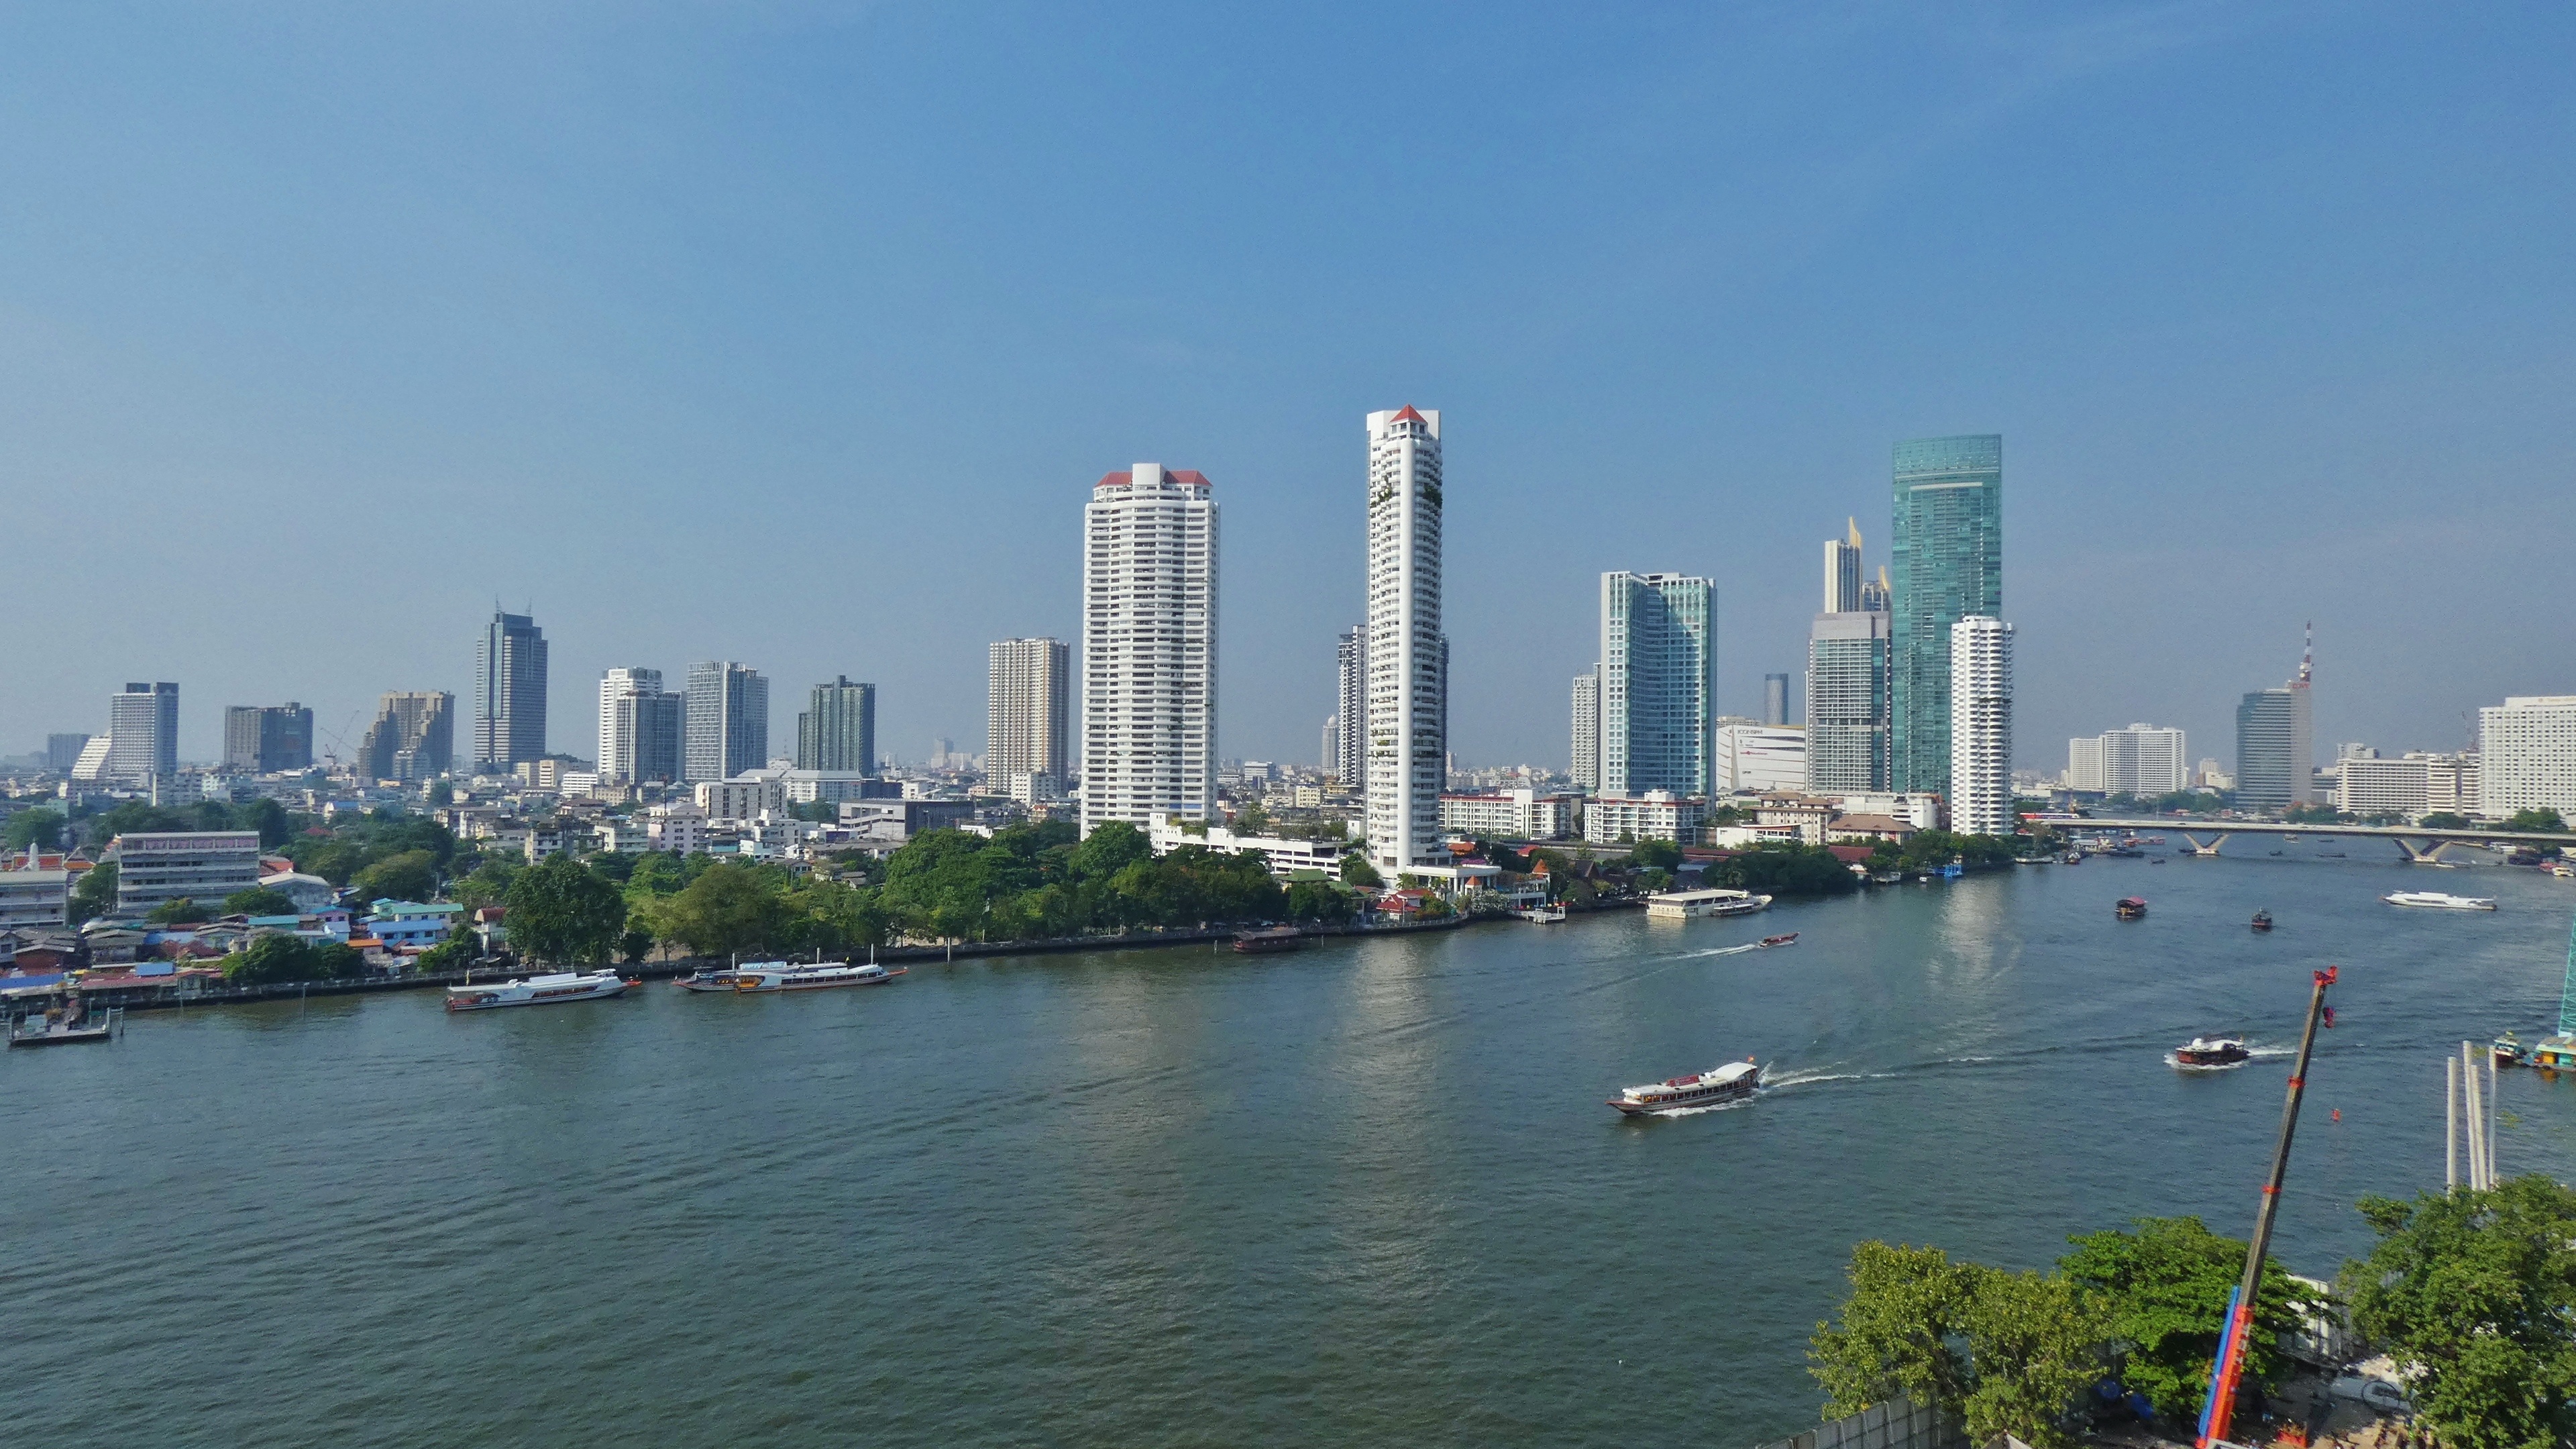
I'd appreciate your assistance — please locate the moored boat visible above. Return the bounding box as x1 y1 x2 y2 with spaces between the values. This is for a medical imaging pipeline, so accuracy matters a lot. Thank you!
730 961 906 991
1231 926 1307 954
674 969 757 992
2174 1036 2250 1067
2251 910 2273 932
445 969 633 1012
2493 1032 2528 1068
1759 933 1799 948
7 998 119 1046
1607 1058 1762 1115
1518 904 1568 924
2383 892 2497 911
2115 897 2148 920
1643 889 1772 920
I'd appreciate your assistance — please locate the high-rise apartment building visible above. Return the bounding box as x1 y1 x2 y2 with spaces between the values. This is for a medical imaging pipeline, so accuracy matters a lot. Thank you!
1823 519 1864 613
104 682 180 784
1806 611 1890 792
1364 408 1446 871
987 641 1069 788
1764 674 1792 727
1334 627 1366 788
1081 464 1218 833
1599 572 1715 798
1948 617 2015 836
1890 435 2003 797
685 663 769 782
2065 724 2188 796
2477 696 2576 818
473 610 549 771
798 677 878 774
45 735 91 773
358 692 455 782
1570 667 1601 790
223 704 313 773
599 668 684 785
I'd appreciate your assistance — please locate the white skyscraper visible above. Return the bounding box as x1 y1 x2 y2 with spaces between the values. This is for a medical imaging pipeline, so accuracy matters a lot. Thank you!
1949 616 2015 837
1081 464 1218 835
600 668 659 784
2066 723 2187 796
1570 667 1600 790
2477 696 2576 818
104 682 180 784
1364 407 1446 871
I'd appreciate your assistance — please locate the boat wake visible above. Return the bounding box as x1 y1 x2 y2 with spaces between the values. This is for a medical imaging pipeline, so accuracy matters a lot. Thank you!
1764 1067 1901 1090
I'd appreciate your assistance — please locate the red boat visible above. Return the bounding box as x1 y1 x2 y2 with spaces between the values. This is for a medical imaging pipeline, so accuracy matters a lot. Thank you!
2174 1036 2249 1067
1759 934 1799 948
2115 898 2147 920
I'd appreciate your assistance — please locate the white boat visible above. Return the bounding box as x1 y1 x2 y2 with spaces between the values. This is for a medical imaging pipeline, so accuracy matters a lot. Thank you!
728 961 906 992
1518 904 1568 924
1643 889 1773 920
2380 887 2504 907
1608 1058 1762 1114
445 969 633 1012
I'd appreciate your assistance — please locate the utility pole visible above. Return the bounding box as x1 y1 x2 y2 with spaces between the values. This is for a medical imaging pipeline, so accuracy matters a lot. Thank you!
2197 966 2337 1449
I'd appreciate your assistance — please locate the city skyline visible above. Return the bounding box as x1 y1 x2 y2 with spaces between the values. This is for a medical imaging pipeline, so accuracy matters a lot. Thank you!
9 8 2573 772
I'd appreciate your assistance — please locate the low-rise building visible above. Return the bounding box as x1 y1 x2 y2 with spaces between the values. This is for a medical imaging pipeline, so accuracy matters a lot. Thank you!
1817 791 1944 830
647 803 708 855
1584 792 1707 845
0 855 70 930
837 798 975 843
258 871 340 912
1825 813 1920 845
1753 800 1837 845
111 831 262 914
367 901 463 949
595 819 657 855
1147 814 1354 879
1438 788 1580 841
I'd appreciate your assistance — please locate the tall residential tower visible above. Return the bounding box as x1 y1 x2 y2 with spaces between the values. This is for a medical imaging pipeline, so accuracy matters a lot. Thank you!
358 692 455 782
1890 436 2002 798
1081 464 1218 833
798 677 877 774
473 610 549 772
987 639 1069 786
1364 408 1446 871
599 668 683 785
685 662 769 782
1598 572 1715 797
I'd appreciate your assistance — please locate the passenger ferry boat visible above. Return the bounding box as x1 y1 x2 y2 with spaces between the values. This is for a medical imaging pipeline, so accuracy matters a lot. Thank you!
2251 910 2273 932
2173 1036 2250 1067
1643 889 1772 920
1608 1058 1762 1115
2383 892 2497 911
674 968 755 992
1230 927 1307 954
445 969 633 1012
729 961 906 991
2114 897 2148 920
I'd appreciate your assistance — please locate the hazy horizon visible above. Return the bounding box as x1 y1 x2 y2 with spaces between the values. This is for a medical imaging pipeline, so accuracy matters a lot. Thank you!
8 3 2569 775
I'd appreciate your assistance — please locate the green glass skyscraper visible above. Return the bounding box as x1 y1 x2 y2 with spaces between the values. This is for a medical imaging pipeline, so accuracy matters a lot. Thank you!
1889 435 2002 797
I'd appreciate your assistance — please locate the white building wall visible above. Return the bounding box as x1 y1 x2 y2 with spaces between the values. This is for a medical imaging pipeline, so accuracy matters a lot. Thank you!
1717 723 1807 794
1081 464 1218 835
1948 617 2015 837
2477 697 2576 818
1364 408 1445 871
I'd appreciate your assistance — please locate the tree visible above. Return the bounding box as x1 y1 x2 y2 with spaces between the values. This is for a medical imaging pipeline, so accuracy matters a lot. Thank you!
503 855 629 966
1812 1241 2106 1449
5 808 66 851
1340 854 1384 888
649 860 792 960
451 859 523 913
2345 1177 2576 1449
2060 1217 2317 1422
222 886 299 917
68 861 117 924
2503 808 2567 833
224 934 364 983
1068 820 1152 879
1629 837 1684 870
148 897 211 924
241 798 291 849
2420 812 2473 830
1286 879 1354 922
352 849 440 904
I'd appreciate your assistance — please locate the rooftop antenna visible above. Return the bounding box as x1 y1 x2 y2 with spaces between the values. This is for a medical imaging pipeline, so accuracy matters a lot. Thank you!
2297 622 2313 687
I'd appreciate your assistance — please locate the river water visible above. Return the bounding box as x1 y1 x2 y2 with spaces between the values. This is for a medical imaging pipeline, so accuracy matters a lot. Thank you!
10 847 2576 1447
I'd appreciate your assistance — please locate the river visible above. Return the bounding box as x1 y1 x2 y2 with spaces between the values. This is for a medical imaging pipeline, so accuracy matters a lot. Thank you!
9 845 2575 1447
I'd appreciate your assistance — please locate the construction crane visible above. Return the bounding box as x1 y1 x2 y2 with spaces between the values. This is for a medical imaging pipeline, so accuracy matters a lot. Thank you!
2196 966 2338 1448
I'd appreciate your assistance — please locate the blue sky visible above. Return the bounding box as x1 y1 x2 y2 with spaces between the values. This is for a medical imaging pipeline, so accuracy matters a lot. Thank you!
5 1 2570 772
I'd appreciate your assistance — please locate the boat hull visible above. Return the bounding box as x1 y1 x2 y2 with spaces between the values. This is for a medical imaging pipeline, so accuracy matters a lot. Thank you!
737 968 905 991
1608 1079 1759 1114
445 977 631 1011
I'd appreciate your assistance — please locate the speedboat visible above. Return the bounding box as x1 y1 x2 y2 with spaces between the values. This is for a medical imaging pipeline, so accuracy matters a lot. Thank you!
1607 1058 1762 1115
730 961 906 991
1759 933 1799 948
2174 1036 2250 1068
446 969 633 1012
2383 892 2497 911
2251 910 2273 932
2114 898 2148 920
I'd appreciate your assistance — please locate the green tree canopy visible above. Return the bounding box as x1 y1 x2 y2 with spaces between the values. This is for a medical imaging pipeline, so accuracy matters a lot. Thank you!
352 849 440 904
222 886 300 917
2059 1216 2317 1420
147 896 211 925
2502 808 2567 833
224 934 364 984
648 860 794 961
1714 843 1861 896
68 861 117 924
2344 1177 2576 1449
5 808 66 851
503 855 629 967
1629 837 1684 869
1340 854 1384 888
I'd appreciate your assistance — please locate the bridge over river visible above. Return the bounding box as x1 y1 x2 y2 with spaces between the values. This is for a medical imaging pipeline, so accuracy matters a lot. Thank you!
2033 814 2576 863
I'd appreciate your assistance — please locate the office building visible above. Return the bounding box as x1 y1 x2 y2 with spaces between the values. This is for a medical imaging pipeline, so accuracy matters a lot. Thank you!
598 668 684 786
358 692 455 782
988 640 1069 785
2338 751 2481 818
686 663 769 782
1824 520 1864 614
1948 616 2015 837
1890 435 2003 796
1334 626 1366 788
1439 788 1579 841
1764 674 1792 727
1806 610 1890 793
1570 667 1600 790
1364 408 1446 871
1599 572 1714 797
2235 639 2315 810
798 676 878 775
102 682 180 784
2065 723 2188 796
1718 721 1808 794
111 830 262 913
472 610 549 771
223 704 313 774
2477 696 2576 818
1082 463 1218 833
44 734 91 773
